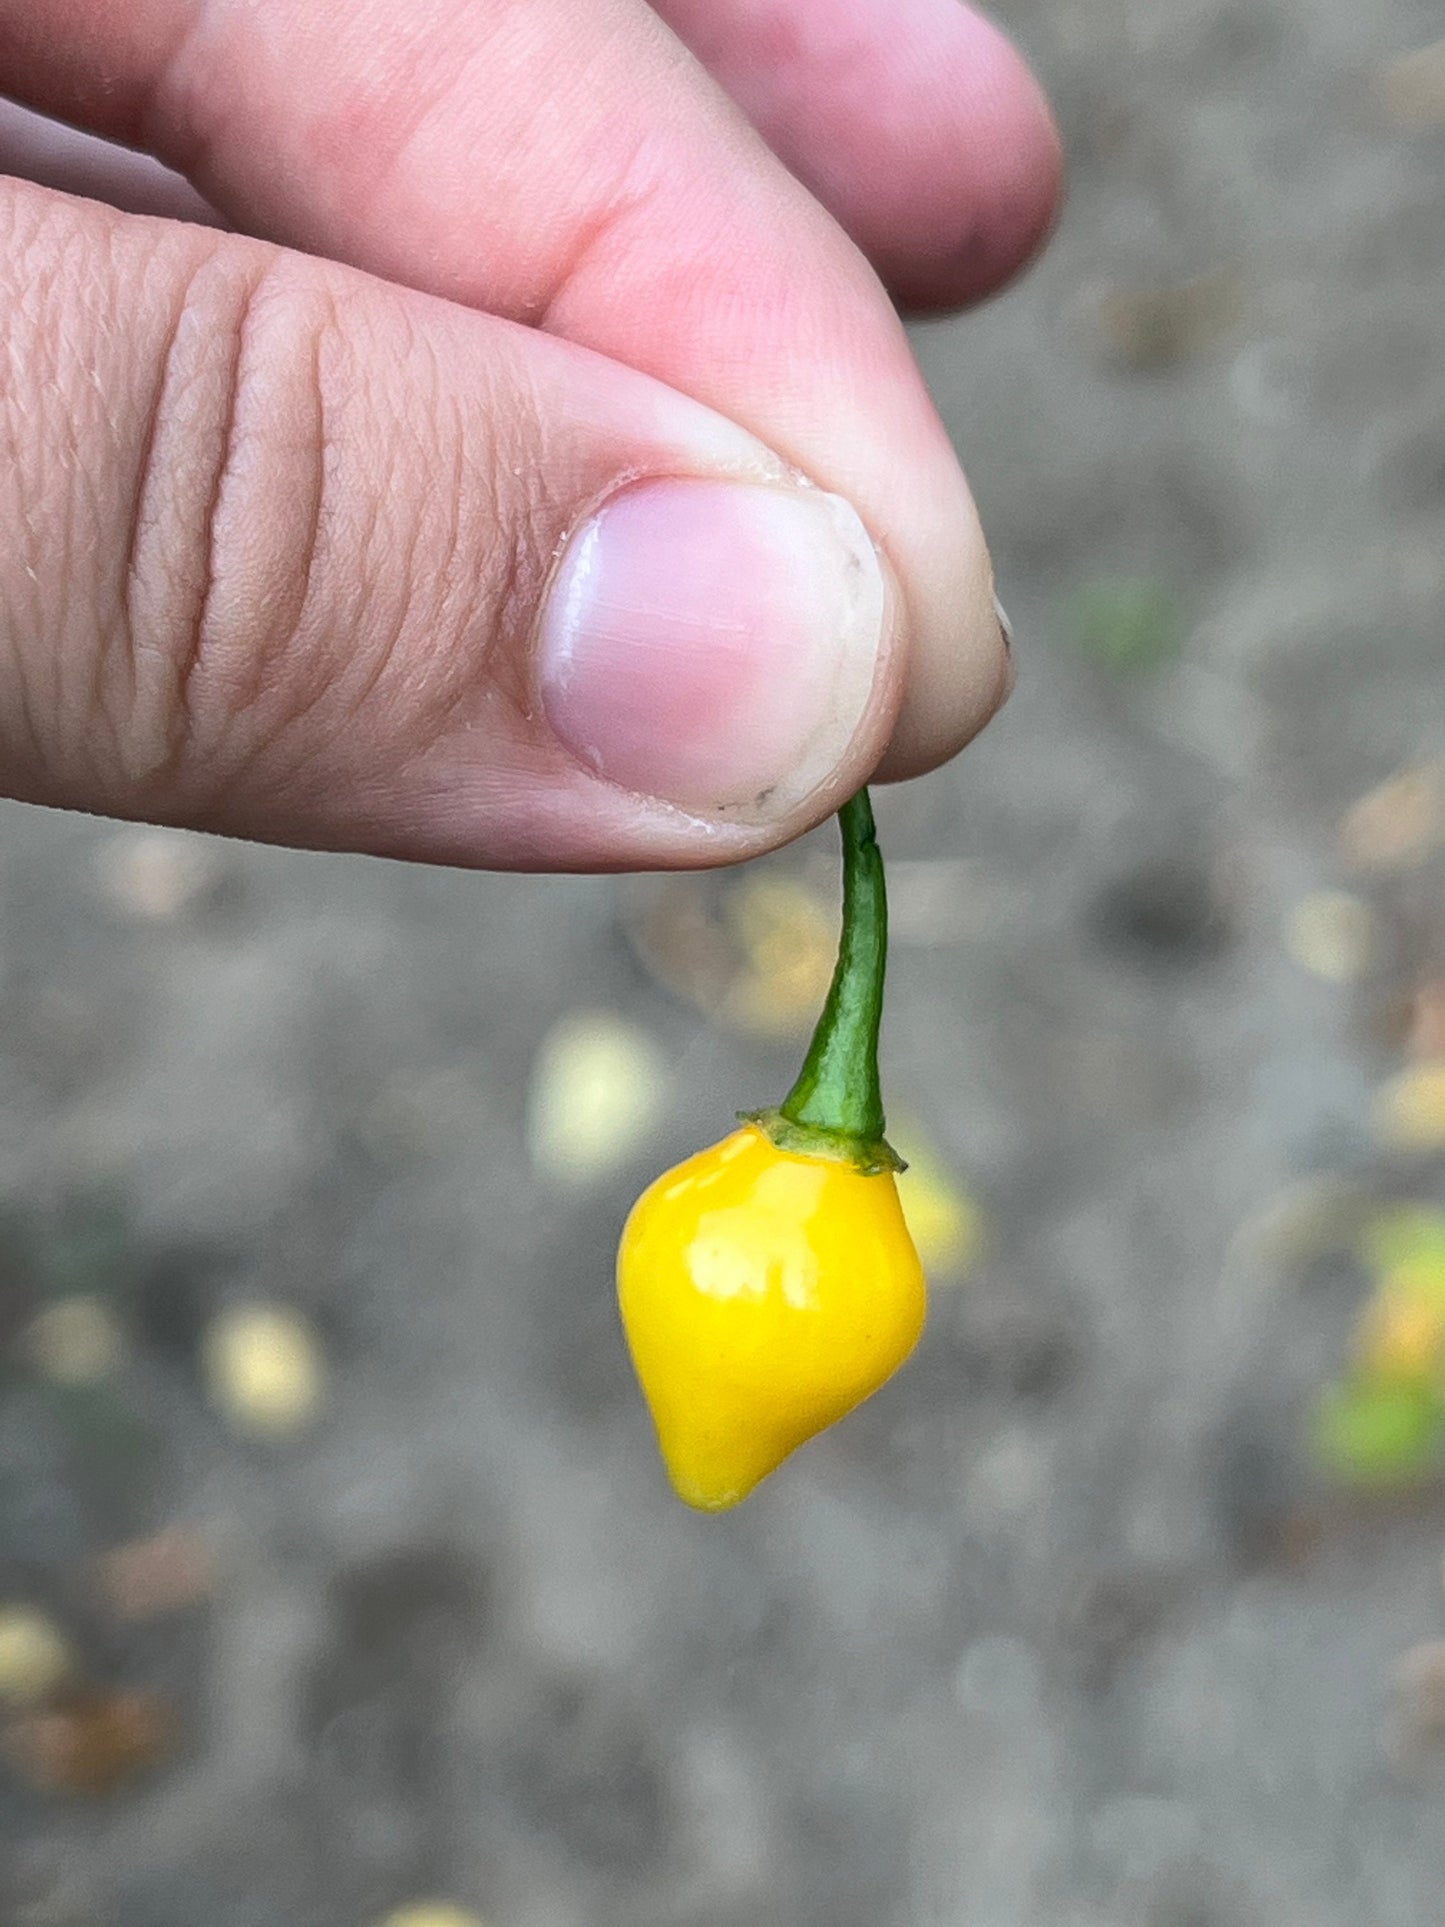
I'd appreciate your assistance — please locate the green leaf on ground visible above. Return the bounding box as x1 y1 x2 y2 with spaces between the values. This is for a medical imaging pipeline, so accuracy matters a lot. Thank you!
1310 1377 1445 1487
1062 575 1188 676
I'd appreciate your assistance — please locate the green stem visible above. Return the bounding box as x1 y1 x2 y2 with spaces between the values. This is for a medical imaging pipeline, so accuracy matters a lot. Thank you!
778 788 888 1146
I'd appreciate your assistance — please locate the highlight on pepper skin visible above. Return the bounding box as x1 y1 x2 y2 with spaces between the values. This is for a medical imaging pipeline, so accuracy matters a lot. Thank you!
617 1122 927 1511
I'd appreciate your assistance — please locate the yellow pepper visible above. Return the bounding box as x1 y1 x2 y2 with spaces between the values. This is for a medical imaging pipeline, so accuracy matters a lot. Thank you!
619 1122 924 1510
618 791 927 1510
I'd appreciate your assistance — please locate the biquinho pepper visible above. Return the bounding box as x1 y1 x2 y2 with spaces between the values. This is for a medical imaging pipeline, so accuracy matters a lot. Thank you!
618 790 926 1510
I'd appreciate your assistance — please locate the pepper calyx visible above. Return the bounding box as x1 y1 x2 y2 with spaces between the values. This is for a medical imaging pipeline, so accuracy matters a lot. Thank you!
739 1107 905 1176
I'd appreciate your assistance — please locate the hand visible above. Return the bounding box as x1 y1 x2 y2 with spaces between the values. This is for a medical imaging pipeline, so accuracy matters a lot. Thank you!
0 0 1060 869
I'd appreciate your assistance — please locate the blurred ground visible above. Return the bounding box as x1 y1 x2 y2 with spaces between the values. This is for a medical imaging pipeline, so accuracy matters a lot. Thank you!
3 2 1445 1924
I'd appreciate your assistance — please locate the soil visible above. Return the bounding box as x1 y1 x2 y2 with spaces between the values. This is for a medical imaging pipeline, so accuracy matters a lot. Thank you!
3 2 1445 1923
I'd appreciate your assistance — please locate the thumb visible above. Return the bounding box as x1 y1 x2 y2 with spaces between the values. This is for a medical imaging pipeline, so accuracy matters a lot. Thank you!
0 182 959 870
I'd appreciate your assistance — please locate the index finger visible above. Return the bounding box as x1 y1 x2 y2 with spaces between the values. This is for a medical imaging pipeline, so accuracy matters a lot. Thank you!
0 0 1009 778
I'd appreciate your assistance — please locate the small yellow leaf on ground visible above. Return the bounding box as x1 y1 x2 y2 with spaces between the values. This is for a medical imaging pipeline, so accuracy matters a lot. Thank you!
1225 1176 1365 1277
1386 1639 1445 1772
0 1608 74 1705
889 1121 985 1281
526 1012 668 1185
1382 1259 1445 1316
1284 891 1375 983
1356 1287 1445 1384
23 1296 125 1385
723 877 838 1039
1339 763 1443 871
1405 979 1445 1061
3 1688 176 1795
94 1528 217 1621
1376 41 1445 129
382 1906 486 1927
94 828 221 920
203 1303 323 1438
1089 268 1241 372
620 869 841 1040
1374 1062 1445 1152
1362 1207 1445 1279
621 877 735 1014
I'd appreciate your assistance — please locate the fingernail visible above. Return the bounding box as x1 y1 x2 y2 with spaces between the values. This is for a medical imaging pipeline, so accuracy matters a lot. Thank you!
539 479 887 817
994 594 1013 654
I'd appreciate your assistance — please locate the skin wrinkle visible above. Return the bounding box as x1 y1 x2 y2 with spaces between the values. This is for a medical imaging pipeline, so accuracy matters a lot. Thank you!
435 385 469 662
115 253 200 784
374 335 562 757
64 255 131 794
372 376 490 773
388 5 688 323
0 197 46 779
334 422 427 755
193 273 381 809
310 294 449 771
30 212 74 754
291 320 327 705
330 284 391 631
152 0 673 322
300 21 545 265
105 233 267 800
195 291 334 805
170 257 264 789
2 191 103 788
531 123 677 337
478 370 563 729
394 424 534 756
